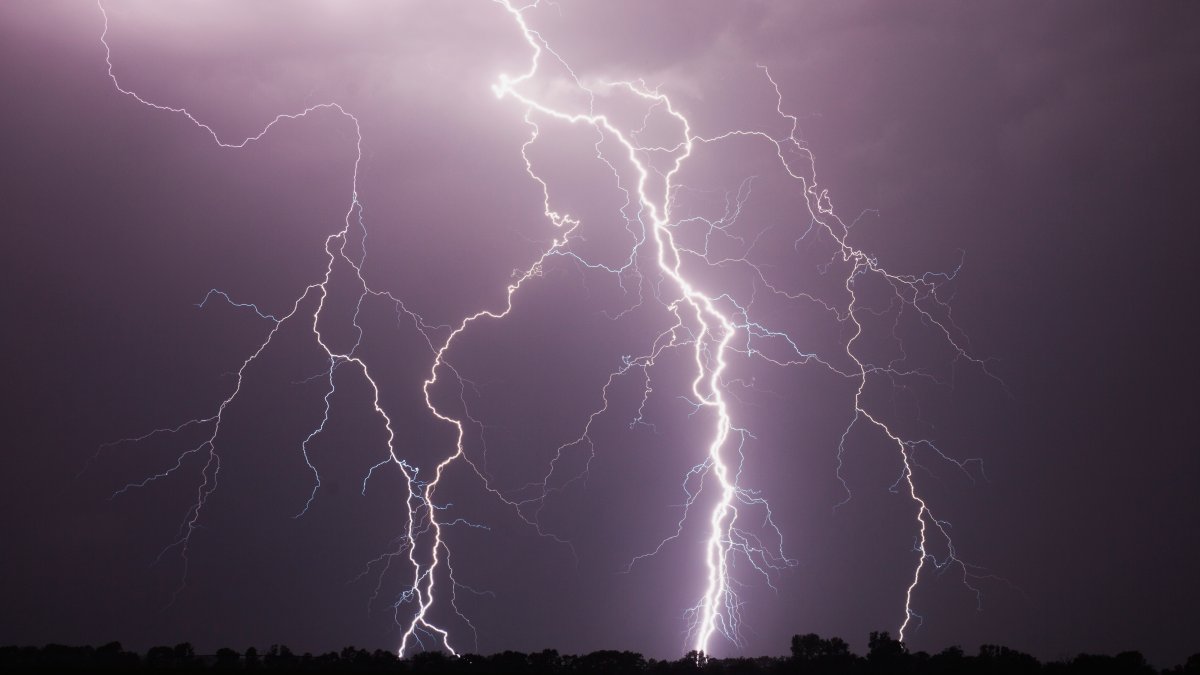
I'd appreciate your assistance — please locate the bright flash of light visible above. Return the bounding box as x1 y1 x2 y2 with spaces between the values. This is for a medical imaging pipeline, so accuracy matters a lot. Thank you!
95 0 1003 657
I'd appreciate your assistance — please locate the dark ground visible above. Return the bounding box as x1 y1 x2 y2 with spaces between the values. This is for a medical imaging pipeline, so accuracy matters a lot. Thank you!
3 633 1198 674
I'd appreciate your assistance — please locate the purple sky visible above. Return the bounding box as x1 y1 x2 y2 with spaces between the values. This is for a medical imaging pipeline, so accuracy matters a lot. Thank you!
1 0 1198 666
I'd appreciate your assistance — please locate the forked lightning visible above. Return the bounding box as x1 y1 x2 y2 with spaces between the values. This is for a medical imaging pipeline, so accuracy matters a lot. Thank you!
96 0 999 656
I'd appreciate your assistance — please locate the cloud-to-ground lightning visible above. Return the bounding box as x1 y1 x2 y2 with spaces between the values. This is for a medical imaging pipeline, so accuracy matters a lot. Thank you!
95 0 1001 657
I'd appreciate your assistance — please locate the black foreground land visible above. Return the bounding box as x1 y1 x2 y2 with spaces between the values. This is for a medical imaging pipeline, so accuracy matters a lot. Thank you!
3 633 1198 674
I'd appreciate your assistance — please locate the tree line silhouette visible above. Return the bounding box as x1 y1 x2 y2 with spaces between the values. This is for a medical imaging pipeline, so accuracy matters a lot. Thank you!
2 632 1197 674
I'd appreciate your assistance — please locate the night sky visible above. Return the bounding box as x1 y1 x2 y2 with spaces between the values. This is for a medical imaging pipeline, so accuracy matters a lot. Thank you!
1 0 1198 667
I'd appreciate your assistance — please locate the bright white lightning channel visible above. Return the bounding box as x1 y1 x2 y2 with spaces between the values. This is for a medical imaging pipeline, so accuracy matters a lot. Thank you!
96 0 999 657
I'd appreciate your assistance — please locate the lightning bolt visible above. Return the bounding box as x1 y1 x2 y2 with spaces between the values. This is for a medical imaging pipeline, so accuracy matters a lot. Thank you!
488 1 1003 652
95 0 1002 658
94 0 475 650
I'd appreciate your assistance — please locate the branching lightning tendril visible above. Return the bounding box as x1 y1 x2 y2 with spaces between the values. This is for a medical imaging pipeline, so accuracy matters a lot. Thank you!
95 0 1001 657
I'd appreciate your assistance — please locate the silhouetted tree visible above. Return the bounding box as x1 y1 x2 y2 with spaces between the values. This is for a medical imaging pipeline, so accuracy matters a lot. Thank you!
1115 650 1156 675
262 644 296 670
528 648 562 675
925 645 966 675
373 647 400 669
146 645 177 670
311 650 342 670
1064 651 1156 675
486 650 530 674
867 631 909 674
791 634 846 661
789 633 855 675
214 647 240 670
411 650 454 674
95 641 140 670
5 633 1200 674
572 650 647 674
978 643 1039 675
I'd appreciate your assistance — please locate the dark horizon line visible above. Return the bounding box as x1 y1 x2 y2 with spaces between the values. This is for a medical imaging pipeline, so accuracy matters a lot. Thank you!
4 631 1199 674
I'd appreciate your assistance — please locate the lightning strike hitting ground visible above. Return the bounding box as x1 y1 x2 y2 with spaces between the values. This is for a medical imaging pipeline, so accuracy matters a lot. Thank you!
95 0 1001 657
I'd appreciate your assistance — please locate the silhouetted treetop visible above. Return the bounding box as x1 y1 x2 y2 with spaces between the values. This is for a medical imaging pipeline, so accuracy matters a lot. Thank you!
0 634 1196 674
